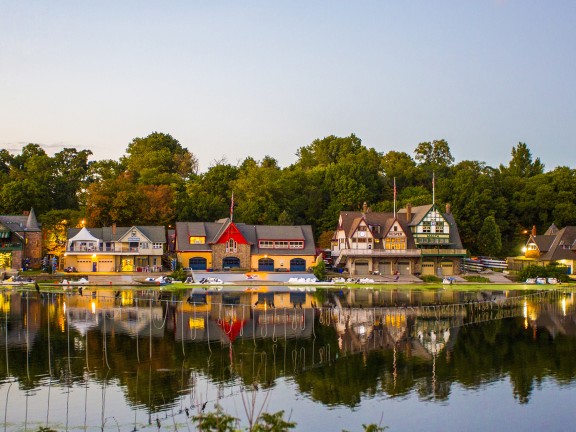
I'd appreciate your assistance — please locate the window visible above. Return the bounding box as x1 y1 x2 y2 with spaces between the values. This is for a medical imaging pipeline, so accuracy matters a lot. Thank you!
140 242 149 249
189 236 205 245
274 241 289 249
289 241 304 249
259 240 274 248
435 221 445 233
422 221 431 233
152 243 163 249
226 239 237 253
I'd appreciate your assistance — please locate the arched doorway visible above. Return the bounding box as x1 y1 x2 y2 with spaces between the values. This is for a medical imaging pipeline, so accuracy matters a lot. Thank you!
290 258 306 272
222 256 240 269
258 258 274 271
188 257 207 271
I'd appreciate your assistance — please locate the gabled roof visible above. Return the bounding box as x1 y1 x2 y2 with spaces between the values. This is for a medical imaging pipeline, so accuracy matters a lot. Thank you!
400 204 434 226
251 225 316 256
175 220 316 256
337 211 395 238
0 209 41 232
68 226 166 243
538 226 576 261
338 204 463 249
544 223 560 236
530 235 556 253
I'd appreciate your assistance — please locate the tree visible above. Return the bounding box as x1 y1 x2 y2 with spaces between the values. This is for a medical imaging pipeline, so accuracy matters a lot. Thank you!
295 134 365 169
477 215 502 257
122 132 198 184
500 142 544 177
313 259 326 281
40 209 85 257
414 139 454 171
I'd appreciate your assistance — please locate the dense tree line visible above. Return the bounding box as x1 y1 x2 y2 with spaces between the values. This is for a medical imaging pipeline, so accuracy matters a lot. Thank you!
1 133 574 257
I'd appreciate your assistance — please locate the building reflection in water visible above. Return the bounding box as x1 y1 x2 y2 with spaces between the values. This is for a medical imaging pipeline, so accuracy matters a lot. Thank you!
0 286 575 429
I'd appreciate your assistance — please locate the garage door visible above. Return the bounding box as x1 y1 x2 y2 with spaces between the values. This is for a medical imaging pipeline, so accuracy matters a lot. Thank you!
77 259 92 272
258 258 274 271
290 258 306 272
422 262 435 276
98 259 115 272
398 261 411 275
189 257 207 271
223 257 240 269
441 261 454 276
355 261 370 275
378 262 392 275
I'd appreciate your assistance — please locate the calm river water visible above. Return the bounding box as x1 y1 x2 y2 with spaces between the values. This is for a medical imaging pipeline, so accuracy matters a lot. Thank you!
1 285 575 431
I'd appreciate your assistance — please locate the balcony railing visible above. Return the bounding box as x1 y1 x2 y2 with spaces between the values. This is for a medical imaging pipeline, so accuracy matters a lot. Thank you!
0 242 23 251
67 245 150 253
420 248 467 256
335 248 422 258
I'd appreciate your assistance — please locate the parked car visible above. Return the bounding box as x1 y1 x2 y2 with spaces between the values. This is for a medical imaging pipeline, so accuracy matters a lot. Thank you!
64 266 77 273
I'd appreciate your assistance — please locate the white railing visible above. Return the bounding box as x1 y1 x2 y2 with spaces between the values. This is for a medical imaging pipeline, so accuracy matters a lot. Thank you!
336 249 423 258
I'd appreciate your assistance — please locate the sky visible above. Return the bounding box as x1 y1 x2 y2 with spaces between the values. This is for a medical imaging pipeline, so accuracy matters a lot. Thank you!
1 1 575 172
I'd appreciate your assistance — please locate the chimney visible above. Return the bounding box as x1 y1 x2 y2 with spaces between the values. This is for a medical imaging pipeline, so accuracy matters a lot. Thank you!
531 225 537 236
112 222 116 235
406 204 412 223
446 203 452 214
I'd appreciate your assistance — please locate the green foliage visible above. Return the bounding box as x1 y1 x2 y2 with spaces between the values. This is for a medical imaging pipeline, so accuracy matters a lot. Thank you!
170 267 187 281
518 263 570 282
252 411 297 432
463 275 491 283
420 275 441 282
477 215 502 257
3 133 574 261
313 259 327 281
192 404 239 431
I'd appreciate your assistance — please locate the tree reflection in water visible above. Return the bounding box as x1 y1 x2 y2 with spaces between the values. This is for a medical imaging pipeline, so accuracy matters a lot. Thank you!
0 287 575 430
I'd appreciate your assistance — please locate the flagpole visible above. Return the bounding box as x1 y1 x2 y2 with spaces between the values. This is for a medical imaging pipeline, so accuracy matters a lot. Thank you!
230 192 234 222
432 172 435 205
393 177 396 218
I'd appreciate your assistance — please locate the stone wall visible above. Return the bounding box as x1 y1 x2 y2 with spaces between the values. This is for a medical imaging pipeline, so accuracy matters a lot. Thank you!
212 243 251 270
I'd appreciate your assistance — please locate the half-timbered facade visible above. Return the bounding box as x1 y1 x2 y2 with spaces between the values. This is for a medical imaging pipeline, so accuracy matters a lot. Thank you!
332 203 467 276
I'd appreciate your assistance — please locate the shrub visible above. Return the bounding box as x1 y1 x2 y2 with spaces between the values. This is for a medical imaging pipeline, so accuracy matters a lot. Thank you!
463 275 490 283
518 263 570 282
420 275 442 283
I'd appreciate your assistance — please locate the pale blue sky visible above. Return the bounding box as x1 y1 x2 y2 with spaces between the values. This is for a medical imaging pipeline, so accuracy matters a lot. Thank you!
1 1 575 172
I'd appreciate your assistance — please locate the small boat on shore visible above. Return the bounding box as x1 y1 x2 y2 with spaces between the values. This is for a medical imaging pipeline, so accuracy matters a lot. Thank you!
135 276 173 286
1 276 34 286
59 277 89 286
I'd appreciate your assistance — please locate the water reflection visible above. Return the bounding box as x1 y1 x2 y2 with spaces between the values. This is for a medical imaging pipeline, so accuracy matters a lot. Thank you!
0 286 575 430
